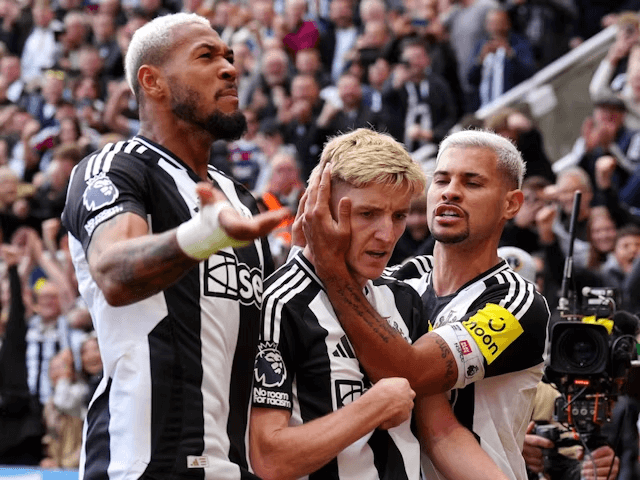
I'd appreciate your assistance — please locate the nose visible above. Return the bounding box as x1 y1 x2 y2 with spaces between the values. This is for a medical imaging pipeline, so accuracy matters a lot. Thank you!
441 179 462 201
374 216 395 243
219 59 237 82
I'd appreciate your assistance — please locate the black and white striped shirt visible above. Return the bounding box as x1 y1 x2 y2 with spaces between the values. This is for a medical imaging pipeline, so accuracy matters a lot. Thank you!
252 251 429 480
62 136 273 480
385 256 550 480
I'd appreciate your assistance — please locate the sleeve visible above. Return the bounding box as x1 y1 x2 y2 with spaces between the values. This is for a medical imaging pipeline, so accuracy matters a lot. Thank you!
432 284 550 389
589 59 616 101
252 300 297 412
62 151 149 253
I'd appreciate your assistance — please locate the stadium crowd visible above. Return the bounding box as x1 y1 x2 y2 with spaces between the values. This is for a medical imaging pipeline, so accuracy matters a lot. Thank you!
0 0 639 478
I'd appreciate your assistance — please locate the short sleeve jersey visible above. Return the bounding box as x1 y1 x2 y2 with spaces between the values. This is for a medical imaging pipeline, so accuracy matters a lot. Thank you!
385 255 550 480
62 136 273 480
252 251 429 480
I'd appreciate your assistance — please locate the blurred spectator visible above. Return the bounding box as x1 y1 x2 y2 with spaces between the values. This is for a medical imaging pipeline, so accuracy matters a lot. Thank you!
257 148 303 267
227 109 269 193
500 175 551 253
536 167 593 270
485 107 555 182
232 39 260 110
589 13 639 102
55 10 88 74
586 205 619 270
1 54 26 104
505 0 574 69
102 79 139 138
0 0 32 57
26 274 84 407
246 47 291 121
23 68 66 130
90 11 123 81
280 74 325 180
389 193 434 265
40 348 83 470
79 334 101 405
598 224 640 312
279 0 319 57
316 72 385 138
570 0 640 49
29 143 82 224
21 0 59 84
0 166 31 243
318 0 358 83
383 37 457 163
468 7 536 109
443 0 499 112
350 19 392 74
0 244 44 466
366 56 391 113
554 97 640 198
295 47 332 89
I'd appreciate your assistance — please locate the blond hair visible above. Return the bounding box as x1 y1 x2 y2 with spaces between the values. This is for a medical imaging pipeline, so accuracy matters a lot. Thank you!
310 128 426 194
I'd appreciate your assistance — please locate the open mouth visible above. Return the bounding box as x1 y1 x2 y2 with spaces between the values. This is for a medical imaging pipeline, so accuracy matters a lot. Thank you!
435 204 464 218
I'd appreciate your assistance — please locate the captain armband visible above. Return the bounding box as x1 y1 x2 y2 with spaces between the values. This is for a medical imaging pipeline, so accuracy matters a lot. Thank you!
176 201 248 260
432 324 485 389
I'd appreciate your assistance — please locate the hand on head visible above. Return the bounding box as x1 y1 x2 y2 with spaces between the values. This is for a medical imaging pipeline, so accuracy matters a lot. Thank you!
301 164 352 278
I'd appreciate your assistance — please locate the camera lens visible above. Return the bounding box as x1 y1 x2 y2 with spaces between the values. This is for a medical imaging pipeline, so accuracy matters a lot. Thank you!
558 328 603 368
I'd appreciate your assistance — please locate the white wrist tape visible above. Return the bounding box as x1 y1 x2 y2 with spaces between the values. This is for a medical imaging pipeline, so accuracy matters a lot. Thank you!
176 201 248 260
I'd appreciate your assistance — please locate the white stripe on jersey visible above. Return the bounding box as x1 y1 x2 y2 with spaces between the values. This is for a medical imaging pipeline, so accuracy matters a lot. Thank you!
102 140 126 173
92 142 113 177
262 269 311 343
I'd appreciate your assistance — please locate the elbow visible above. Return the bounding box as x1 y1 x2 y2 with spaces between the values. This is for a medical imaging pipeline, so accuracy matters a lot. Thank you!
97 278 136 307
250 452 294 480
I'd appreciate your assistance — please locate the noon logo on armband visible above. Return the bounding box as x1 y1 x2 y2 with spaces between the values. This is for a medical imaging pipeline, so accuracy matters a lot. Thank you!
461 303 523 364
83 172 119 211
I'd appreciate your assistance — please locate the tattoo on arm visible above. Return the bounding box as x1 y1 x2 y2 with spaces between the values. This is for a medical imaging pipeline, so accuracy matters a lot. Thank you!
339 281 398 343
435 335 457 386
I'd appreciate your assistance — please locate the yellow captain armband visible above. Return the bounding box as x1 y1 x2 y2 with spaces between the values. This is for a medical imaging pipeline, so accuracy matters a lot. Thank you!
581 316 614 334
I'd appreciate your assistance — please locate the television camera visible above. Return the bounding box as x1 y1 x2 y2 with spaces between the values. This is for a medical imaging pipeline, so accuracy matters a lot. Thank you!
543 192 638 451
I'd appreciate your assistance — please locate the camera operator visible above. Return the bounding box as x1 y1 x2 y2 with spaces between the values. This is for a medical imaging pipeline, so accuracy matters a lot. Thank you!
524 382 620 480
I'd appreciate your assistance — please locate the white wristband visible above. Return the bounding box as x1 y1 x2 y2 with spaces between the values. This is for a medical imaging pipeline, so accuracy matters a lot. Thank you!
176 201 248 260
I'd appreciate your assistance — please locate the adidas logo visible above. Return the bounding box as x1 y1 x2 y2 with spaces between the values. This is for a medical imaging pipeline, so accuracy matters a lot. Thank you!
187 456 210 468
332 335 356 359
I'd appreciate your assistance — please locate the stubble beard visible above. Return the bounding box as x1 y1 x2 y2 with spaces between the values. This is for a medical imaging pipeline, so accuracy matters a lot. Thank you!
170 82 247 141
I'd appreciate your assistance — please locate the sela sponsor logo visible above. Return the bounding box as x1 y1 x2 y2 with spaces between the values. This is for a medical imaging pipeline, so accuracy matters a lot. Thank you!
254 342 286 388
435 310 459 328
187 456 210 468
84 205 124 236
83 172 119 211
460 340 472 355
462 303 523 364
204 251 263 307
253 387 291 408
335 379 366 408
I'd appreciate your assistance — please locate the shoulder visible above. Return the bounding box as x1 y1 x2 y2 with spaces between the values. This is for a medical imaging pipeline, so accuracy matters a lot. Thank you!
262 254 323 315
385 255 434 281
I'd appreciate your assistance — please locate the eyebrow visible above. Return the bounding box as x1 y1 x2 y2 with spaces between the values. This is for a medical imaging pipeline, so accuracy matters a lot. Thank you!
433 170 489 182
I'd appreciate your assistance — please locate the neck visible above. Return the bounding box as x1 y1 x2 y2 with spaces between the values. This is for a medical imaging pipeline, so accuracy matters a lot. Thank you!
431 239 500 296
139 106 213 180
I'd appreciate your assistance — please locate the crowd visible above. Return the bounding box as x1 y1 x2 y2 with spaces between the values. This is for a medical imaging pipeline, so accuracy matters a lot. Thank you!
0 0 638 478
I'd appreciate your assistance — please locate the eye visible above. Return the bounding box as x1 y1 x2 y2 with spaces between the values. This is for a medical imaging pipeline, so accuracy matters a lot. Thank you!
394 212 408 221
199 52 212 59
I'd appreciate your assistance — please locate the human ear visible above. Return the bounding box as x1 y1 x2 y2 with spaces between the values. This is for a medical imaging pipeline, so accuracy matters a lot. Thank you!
504 189 524 220
137 65 166 100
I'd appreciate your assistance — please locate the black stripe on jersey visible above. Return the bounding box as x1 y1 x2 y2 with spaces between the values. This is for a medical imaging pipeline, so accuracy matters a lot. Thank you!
369 429 410 480
83 377 112 480
451 384 480 443
340 335 356 358
145 315 193 479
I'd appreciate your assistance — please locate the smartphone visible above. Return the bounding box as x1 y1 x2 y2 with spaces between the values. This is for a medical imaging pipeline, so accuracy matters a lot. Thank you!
411 18 429 28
